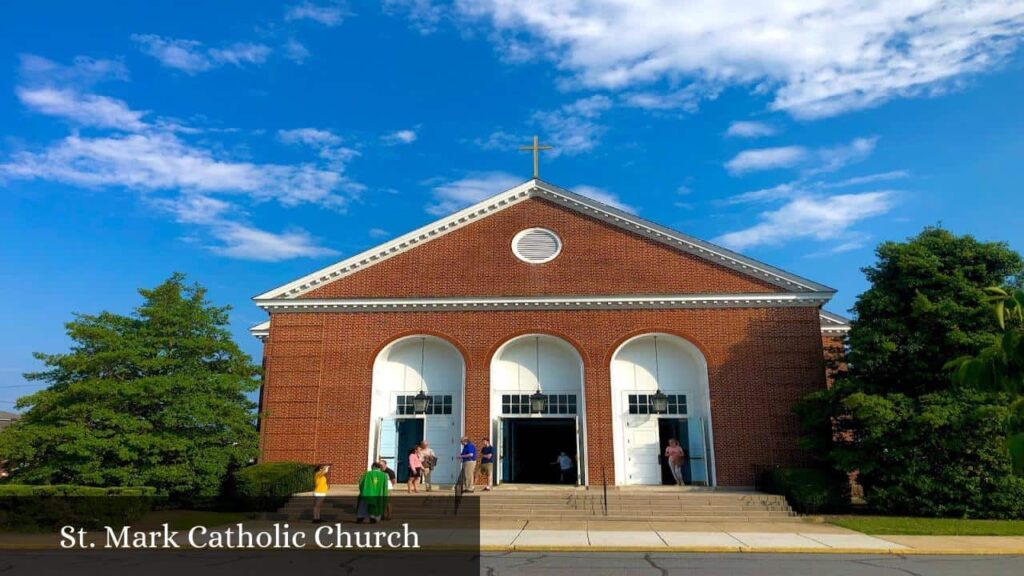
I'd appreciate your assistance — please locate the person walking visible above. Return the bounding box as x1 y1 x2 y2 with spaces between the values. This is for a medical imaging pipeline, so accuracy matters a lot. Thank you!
419 441 437 491
356 462 389 524
664 438 687 486
312 464 330 523
552 451 573 484
407 446 423 493
479 438 494 491
458 437 477 493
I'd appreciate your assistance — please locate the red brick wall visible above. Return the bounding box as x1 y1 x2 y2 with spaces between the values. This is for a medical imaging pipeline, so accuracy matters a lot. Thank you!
822 334 847 388
302 197 782 299
260 306 827 487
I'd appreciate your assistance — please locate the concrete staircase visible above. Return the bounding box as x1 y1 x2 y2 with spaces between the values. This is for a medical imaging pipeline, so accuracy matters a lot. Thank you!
272 487 799 524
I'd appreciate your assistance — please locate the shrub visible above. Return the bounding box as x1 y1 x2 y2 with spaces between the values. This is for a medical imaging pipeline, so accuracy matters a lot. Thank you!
0 485 156 531
759 467 850 515
0 484 157 496
232 462 315 510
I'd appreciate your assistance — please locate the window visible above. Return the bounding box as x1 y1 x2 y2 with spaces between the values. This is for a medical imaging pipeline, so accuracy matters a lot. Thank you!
627 393 687 415
501 393 577 415
396 394 453 415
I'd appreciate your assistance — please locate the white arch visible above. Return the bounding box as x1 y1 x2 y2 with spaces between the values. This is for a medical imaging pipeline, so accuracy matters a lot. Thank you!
489 334 587 484
610 333 715 486
368 335 465 484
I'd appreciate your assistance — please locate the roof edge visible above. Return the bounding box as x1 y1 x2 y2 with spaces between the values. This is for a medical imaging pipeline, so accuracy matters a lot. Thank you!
253 178 837 301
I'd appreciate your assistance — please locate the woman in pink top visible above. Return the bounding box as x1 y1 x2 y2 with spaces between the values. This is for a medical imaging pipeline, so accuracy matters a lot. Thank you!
664 439 686 486
407 446 423 493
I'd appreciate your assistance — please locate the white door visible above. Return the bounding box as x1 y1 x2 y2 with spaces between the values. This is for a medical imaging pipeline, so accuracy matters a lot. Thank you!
623 415 661 485
377 417 398 469
425 415 459 484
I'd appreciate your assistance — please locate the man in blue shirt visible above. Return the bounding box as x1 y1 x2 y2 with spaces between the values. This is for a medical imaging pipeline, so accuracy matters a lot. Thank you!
459 436 477 493
479 438 495 491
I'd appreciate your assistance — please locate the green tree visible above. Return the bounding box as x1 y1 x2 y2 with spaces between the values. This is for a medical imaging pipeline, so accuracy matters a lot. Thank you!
946 287 1024 475
797 228 1024 518
0 274 259 500
848 227 1023 396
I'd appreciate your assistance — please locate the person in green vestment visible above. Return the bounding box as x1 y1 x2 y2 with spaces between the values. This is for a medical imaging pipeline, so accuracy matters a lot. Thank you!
356 462 390 523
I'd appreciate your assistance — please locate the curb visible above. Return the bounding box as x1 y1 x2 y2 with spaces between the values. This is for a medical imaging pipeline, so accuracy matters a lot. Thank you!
4 544 1021 556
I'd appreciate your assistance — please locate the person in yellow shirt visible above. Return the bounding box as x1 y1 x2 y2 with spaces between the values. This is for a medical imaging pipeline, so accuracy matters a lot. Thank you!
312 464 330 524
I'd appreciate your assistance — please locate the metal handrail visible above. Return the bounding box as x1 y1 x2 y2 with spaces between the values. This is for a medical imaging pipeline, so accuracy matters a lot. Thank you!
601 467 608 516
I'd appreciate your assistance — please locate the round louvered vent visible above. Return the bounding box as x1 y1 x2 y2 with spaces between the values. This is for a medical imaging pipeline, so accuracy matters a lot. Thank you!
512 228 562 264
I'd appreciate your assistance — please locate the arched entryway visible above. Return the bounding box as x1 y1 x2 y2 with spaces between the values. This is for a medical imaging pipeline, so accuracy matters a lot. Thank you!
369 335 465 484
490 334 586 485
611 333 715 486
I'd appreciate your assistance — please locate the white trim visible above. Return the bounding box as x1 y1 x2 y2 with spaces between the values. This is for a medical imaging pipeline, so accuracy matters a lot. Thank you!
250 320 270 341
610 333 715 487
253 179 836 301
490 334 588 486
511 227 562 264
819 310 852 335
256 292 833 313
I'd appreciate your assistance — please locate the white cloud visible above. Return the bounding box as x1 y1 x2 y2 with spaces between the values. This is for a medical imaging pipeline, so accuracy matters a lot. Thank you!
725 146 808 174
18 54 128 86
368 227 390 238
571 184 637 214
726 121 777 138
382 129 418 145
726 136 878 175
474 130 525 151
0 132 354 209
209 222 337 261
811 137 878 174
285 2 344 26
7 57 360 262
621 83 715 113
283 39 311 63
714 191 896 250
455 1 1024 118
426 171 523 215
160 194 339 260
277 127 360 174
16 87 149 131
533 95 612 155
208 43 271 67
725 182 798 205
278 127 342 147
132 34 271 74
383 0 446 33
825 170 910 188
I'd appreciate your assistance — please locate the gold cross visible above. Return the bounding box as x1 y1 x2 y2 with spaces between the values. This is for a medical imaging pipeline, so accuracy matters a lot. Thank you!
519 135 553 179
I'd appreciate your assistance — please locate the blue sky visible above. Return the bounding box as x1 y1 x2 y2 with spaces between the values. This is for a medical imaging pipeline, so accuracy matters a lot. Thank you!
3 1 1024 408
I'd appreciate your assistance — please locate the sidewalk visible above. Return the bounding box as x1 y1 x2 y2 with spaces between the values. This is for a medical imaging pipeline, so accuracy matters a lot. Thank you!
478 520 1024 554
4 520 1023 555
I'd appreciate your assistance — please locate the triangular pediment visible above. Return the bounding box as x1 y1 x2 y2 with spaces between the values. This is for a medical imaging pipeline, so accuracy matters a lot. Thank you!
253 179 834 303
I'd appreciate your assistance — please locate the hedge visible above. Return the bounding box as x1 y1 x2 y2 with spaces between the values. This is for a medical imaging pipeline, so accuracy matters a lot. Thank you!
0 485 157 496
758 467 850 515
232 462 315 510
0 485 157 531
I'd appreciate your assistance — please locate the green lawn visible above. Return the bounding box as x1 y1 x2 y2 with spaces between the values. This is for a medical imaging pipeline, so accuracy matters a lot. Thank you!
829 516 1024 536
137 509 256 531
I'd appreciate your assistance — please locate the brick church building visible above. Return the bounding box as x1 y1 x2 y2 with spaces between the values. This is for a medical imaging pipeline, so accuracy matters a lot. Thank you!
250 179 850 487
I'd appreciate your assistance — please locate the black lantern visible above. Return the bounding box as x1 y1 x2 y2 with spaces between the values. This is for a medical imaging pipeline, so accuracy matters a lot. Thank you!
412 337 430 414
412 390 431 414
650 389 669 414
529 390 547 414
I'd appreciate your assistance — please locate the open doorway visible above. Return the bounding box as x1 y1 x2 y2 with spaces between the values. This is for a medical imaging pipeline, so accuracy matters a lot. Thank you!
500 417 577 484
658 418 690 485
378 417 424 483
